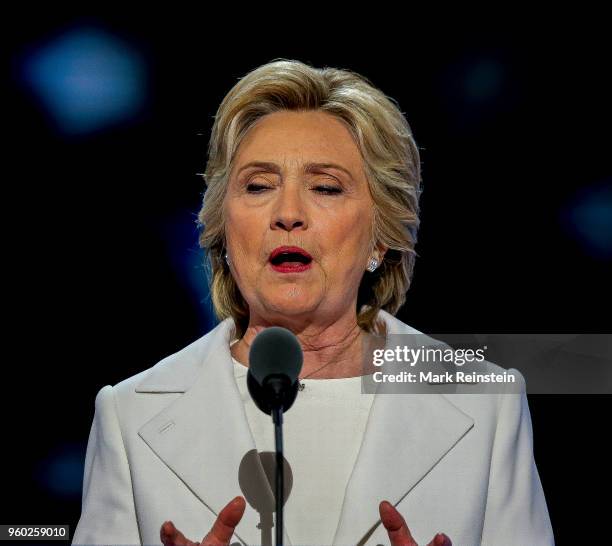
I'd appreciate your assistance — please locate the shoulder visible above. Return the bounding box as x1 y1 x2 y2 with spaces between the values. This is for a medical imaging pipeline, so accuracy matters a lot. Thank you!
110 317 236 399
85 318 236 435
378 308 524 377
378 309 526 416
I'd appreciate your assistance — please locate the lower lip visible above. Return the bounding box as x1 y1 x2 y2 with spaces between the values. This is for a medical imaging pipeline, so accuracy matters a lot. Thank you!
269 262 312 273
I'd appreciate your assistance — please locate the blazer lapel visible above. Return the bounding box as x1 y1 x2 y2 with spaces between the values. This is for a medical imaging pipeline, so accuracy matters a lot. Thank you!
332 389 475 545
134 311 474 546
332 311 476 545
136 318 285 546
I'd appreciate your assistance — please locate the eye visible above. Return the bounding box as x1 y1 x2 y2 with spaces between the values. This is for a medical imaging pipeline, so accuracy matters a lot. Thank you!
313 185 343 195
245 183 271 193
244 182 343 195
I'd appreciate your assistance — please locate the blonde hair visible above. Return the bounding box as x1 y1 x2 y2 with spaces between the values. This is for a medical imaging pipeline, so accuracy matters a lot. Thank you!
197 59 422 339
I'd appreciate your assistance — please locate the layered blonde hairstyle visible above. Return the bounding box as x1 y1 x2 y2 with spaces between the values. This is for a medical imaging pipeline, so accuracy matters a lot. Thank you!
197 59 422 339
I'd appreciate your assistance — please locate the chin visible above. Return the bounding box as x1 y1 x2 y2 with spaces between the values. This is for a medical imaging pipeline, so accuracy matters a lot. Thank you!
265 297 318 317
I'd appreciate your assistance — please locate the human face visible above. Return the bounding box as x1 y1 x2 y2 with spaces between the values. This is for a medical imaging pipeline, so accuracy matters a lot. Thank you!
223 110 382 327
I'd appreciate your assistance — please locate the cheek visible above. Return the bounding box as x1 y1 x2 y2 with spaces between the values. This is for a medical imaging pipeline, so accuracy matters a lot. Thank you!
321 208 371 259
225 204 263 249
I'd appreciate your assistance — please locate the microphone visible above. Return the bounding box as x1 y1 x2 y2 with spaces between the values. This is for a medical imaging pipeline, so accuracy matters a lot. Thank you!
246 326 303 546
247 326 303 415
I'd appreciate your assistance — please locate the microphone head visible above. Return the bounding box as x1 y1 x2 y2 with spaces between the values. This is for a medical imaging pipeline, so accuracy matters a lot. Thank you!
249 326 303 385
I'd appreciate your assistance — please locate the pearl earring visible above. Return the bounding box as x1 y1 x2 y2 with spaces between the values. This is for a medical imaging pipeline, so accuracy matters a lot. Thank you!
366 257 379 272
225 252 230 265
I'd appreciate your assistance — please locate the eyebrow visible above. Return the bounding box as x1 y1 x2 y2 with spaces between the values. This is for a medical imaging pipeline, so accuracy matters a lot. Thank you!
235 161 355 180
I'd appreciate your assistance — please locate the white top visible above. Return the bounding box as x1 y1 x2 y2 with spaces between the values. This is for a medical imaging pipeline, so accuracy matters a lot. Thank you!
230 342 375 546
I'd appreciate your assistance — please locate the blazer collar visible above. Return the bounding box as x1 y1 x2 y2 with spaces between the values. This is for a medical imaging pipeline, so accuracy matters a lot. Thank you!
136 311 474 546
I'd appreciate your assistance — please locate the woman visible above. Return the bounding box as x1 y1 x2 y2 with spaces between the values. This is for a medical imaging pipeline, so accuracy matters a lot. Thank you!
72 60 554 546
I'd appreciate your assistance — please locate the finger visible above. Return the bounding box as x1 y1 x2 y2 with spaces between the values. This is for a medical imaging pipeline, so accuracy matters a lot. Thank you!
379 500 417 546
160 520 199 546
425 533 452 546
201 496 247 546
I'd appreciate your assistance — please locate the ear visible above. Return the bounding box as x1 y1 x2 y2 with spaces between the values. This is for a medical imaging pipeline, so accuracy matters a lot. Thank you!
375 243 388 262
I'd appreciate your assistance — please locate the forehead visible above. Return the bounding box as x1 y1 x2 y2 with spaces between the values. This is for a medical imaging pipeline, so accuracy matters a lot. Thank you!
233 110 364 170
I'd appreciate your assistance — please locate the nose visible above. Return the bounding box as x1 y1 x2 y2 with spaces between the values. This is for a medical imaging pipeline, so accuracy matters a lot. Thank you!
270 184 308 232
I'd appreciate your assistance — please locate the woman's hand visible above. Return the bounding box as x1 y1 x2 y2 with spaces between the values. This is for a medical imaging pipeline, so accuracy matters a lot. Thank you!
159 496 449 546
160 496 246 546
380 500 452 546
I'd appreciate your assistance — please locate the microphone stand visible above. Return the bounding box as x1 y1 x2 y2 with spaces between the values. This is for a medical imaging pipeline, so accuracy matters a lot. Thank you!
247 369 299 546
271 406 284 546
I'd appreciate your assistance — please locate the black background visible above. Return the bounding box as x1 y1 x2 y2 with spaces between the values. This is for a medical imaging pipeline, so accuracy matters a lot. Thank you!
5 12 611 545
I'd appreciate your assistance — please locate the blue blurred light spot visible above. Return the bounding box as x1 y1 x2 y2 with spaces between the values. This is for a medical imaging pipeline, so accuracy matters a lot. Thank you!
20 26 147 135
35 442 86 498
561 181 612 259
464 59 504 102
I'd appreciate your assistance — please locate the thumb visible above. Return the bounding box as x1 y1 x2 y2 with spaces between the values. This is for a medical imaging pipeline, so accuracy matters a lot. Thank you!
201 496 246 546
379 500 417 546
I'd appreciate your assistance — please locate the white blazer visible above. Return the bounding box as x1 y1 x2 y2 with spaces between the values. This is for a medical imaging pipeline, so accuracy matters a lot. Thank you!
72 310 555 546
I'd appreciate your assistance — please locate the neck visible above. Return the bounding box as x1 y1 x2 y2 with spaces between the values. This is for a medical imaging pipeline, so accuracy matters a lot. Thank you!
230 313 385 379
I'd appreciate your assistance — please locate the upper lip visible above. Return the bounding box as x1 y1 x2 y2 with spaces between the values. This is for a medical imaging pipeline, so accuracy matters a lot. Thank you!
269 246 313 262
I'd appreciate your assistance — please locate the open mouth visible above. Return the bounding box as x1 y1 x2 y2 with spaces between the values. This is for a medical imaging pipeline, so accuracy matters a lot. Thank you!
269 252 313 267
